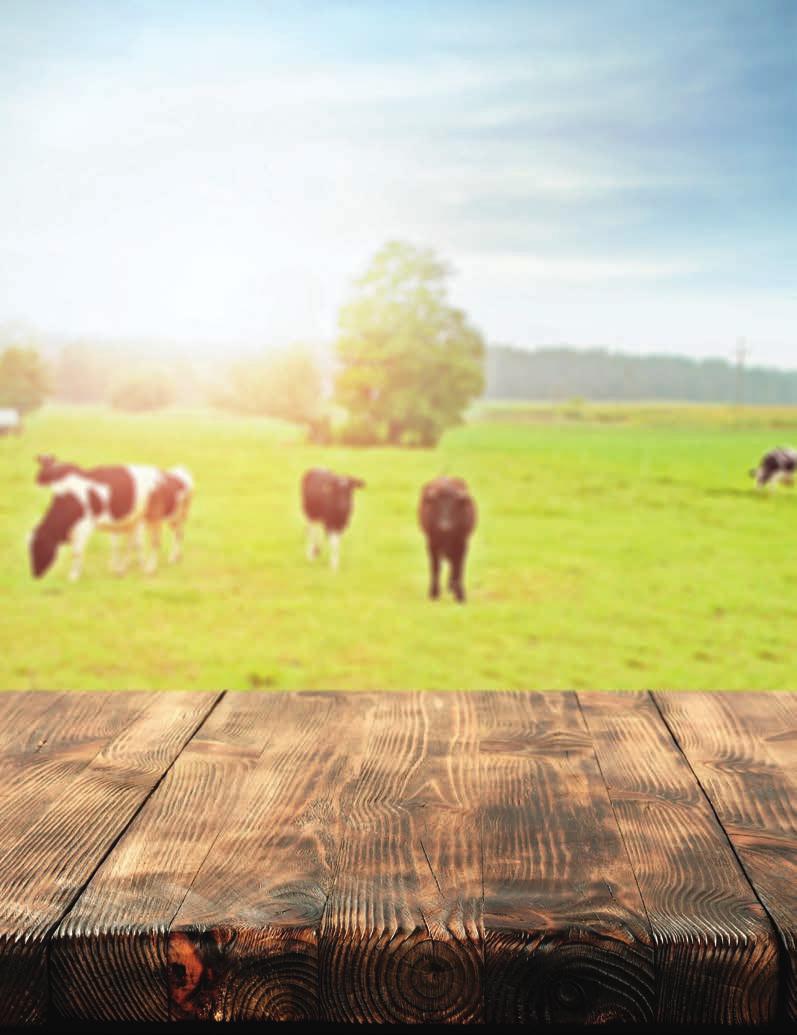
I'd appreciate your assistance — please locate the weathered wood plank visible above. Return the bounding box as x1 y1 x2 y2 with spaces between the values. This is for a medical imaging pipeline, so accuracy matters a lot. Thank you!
0 691 219 1026
580 691 779 1024
655 692 797 1023
478 691 655 1024
319 691 483 1024
0 692 152 847
705 692 797 779
1 689 792 1026
168 691 378 1022
0 692 67 756
50 692 278 1022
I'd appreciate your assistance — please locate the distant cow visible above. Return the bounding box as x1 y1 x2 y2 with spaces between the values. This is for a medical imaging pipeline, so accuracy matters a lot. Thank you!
0 409 21 436
418 477 477 603
30 455 193 580
301 468 365 570
750 447 797 488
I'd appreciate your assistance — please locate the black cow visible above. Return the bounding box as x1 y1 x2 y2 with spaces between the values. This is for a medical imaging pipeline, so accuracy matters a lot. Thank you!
750 447 797 488
418 477 477 603
301 468 365 570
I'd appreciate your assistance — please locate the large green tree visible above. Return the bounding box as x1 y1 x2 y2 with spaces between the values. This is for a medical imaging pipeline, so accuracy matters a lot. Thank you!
0 346 50 414
335 242 485 446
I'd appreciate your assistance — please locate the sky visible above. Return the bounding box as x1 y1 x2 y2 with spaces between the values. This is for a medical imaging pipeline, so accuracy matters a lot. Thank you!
1 0 795 365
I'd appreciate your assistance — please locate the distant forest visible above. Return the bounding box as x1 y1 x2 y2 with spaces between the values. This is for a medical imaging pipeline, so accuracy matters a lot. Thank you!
485 346 797 405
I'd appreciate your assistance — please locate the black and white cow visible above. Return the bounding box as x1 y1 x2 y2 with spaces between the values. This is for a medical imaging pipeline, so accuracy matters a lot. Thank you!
418 477 477 603
750 447 797 489
301 468 365 570
30 455 193 580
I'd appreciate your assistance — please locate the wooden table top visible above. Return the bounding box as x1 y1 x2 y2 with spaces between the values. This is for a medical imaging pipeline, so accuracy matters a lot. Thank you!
0 691 793 1027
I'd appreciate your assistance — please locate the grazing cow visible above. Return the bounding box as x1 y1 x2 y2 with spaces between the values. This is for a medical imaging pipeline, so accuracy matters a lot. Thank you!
418 476 477 603
301 468 365 570
30 455 193 580
750 446 797 488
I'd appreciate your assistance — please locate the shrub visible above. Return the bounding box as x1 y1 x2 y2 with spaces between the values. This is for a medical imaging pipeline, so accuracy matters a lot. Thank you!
111 372 175 412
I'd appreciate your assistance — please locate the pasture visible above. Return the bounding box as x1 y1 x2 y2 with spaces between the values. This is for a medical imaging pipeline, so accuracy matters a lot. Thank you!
2 404 797 691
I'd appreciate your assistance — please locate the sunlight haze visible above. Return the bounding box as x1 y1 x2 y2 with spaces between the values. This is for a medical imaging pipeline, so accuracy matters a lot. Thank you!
1 0 794 364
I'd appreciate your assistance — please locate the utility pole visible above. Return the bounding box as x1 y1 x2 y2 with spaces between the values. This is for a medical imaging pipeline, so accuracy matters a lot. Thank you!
733 336 749 407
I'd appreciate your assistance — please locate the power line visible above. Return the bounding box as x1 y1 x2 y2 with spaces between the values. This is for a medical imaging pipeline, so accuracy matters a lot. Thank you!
732 336 749 407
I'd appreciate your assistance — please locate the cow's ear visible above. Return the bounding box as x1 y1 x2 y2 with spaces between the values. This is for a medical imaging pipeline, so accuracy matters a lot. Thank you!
350 477 365 490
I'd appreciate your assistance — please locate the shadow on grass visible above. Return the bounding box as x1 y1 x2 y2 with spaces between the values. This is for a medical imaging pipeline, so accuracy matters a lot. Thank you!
703 487 797 500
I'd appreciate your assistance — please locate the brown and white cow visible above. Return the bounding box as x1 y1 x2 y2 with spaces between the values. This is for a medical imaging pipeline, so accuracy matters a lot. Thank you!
30 455 193 580
301 468 365 571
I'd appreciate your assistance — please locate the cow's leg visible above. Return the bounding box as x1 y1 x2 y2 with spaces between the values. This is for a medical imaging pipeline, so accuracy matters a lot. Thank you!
140 522 158 574
306 522 321 561
149 521 163 568
449 542 467 603
130 523 145 571
68 518 94 582
110 531 131 575
109 534 123 574
168 519 183 564
328 530 340 571
427 541 441 599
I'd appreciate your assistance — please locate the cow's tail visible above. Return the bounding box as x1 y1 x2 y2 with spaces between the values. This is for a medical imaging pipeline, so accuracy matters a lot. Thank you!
169 466 194 495
168 468 194 523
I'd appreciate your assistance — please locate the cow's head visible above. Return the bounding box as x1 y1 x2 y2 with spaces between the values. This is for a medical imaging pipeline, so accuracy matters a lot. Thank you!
35 454 79 486
420 477 473 535
344 475 366 493
751 452 780 487
327 473 364 516
30 493 84 577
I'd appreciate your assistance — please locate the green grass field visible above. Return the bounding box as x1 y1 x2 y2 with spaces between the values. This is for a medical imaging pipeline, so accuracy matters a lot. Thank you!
2 404 797 690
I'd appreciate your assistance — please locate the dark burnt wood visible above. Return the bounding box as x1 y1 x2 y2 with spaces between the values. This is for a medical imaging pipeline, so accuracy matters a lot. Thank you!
319 692 482 1024
0 692 220 1025
169 690 379 1022
0 691 792 1026
479 692 655 1024
655 692 797 1023
581 692 779 1023
50 692 278 1022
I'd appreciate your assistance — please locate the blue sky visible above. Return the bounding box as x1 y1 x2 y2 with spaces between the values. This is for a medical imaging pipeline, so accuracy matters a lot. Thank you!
1 0 795 363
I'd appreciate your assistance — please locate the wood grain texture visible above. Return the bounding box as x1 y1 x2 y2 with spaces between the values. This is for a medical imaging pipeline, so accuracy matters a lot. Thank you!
0 692 152 845
580 691 779 1024
478 691 655 1025
168 691 378 1022
655 692 797 1023
0 691 219 1026
319 692 483 1024
50 692 277 1022
0 690 794 1026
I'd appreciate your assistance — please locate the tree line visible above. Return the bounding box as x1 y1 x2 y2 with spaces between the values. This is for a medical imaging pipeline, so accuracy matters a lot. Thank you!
485 345 797 405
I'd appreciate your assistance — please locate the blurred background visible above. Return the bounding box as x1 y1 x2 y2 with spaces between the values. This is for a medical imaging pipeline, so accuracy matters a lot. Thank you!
1 0 795 689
